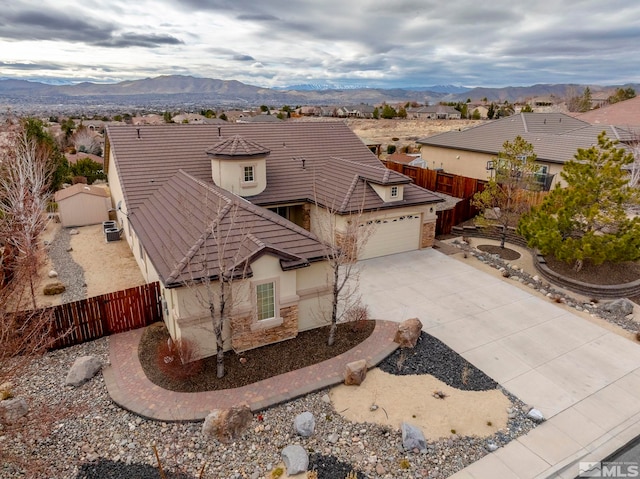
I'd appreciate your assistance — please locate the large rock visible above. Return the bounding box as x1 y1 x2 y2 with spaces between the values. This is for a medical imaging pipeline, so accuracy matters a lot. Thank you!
394 318 423 348
401 422 427 452
43 281 66 295
527 408 545 423
202 405 252 443
602 298 635 317
281 445 309 475
294 411 316 437
344 359 367 386
65 356 103 387
0 397 28 424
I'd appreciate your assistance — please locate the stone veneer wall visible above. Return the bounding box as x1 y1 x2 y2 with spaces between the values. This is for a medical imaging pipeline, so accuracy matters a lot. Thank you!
421 221 436 248
302 203 311 231
230 304 299 352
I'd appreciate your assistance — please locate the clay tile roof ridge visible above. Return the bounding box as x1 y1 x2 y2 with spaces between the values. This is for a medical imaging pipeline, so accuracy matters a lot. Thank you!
166 172 233 283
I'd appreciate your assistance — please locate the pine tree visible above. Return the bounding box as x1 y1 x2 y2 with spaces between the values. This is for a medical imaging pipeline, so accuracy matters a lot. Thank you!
518 132 640 271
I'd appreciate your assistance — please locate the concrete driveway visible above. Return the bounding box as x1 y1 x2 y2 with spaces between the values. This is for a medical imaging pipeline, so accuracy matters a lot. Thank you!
358 249 640 478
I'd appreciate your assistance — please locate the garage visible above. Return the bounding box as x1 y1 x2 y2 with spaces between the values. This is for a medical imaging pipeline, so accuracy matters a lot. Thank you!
359 212 422 260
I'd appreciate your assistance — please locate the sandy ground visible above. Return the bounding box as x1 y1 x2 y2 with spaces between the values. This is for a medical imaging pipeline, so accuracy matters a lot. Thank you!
345 118 482 156
330 368 510 440
35 220 145 308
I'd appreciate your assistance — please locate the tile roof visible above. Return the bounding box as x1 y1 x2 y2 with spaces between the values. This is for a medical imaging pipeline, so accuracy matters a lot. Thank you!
416 112 625 164
576 96 640 127
106 122 443 213
131 170 327 288
54 183 109 201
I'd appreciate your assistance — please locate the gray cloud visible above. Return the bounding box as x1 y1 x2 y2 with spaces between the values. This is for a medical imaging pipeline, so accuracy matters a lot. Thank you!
94 33 184 48
2 0 640 88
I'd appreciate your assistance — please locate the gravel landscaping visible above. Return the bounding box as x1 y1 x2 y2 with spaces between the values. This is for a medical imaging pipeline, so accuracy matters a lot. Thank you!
1 325 538 479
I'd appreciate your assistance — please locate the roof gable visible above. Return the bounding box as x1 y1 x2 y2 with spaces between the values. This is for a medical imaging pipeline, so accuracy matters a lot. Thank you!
54 183 109 202
130 170 327 288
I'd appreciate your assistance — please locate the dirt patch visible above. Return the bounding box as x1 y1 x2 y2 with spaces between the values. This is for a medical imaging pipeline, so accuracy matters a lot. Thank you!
68 224 146 297
477 244 521 261
330 368 510 440
138 320 375 392
345 118 482 157
543 255 640 286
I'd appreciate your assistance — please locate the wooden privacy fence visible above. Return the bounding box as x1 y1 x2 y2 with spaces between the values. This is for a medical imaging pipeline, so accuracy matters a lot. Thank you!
383 162 486 235
49 282 161 349
383 161 548 235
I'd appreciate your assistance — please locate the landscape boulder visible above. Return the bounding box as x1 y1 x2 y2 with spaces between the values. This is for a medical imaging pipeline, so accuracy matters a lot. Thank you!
0 397 28 424
293 411 316 437
202 405 252 443
527 408 545 423
65 356 103 387
344 359 368 386
48 270 58 278
0 381 13 400
394 318 423 348
601 298 635 317
281 445 309 475
43 281 66 295
401 422 427 452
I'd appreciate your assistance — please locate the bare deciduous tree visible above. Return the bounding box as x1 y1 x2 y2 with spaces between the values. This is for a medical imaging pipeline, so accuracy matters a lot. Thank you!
313 185 376 346
71 125 102 155
0 124 52 308
170 185 253 378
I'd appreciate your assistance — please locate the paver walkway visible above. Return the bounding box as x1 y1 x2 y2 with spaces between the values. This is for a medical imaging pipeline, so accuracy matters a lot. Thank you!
359 249 640 479
102 320 399 421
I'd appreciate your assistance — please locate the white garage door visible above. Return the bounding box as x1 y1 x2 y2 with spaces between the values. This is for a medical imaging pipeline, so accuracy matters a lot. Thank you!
359 213 422 260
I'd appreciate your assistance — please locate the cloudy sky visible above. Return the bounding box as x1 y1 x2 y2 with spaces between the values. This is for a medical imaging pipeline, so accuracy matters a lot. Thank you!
1 0 639 88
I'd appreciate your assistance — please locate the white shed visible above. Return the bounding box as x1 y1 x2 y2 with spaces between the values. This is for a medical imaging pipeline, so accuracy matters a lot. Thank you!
54 184 111 227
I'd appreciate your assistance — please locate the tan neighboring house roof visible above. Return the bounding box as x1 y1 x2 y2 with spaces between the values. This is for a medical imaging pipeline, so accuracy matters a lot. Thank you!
106 122 443 213
132 170 327 288
54 183 109 202
417 112 630 165
576 96 640 127
65 152 104 166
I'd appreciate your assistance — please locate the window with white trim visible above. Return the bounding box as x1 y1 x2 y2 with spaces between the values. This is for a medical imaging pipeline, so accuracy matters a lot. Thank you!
256 281 276 321
243 165 255 183
390 186 399 198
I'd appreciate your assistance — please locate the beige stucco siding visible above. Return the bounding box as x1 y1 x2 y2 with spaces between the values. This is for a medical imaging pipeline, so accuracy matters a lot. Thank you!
420 145 564 188
57 193 110 227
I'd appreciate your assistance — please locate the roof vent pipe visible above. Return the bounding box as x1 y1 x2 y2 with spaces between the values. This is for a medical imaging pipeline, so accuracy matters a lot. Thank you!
218 126 221 137
302 158 306 169
136 128 140 139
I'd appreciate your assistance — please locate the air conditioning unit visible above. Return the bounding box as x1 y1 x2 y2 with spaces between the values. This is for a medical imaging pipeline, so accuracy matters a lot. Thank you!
105 228 121 242
103 220 116 232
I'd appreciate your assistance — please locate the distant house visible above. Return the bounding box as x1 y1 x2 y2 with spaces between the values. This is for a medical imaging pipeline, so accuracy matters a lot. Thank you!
105 122 443 358
54 184 111 227
417 112 636 189
408 105 461 120
386 152 427 168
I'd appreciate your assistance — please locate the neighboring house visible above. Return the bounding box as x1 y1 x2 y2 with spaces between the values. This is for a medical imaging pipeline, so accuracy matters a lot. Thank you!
408 105 461 120
386 152 428 168
576 95 640 127
417 112 635 189
54 184 111 227
105 122 443 358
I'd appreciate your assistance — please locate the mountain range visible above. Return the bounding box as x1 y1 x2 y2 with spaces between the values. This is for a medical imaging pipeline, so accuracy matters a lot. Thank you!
0 75 637 113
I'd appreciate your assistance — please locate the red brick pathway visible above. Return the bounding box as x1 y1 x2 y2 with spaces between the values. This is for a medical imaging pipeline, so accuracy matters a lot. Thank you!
102 320 399 421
